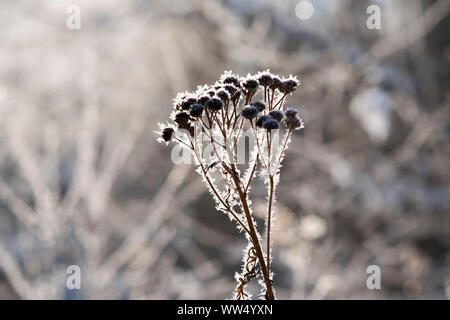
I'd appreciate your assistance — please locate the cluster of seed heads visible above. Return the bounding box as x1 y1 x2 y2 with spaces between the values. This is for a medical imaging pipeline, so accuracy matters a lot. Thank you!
157 70 304 300
159 70 303 144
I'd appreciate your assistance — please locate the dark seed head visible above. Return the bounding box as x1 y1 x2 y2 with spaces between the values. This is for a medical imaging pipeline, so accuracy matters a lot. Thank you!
241 106 259 120
242 78 259 93
285 107 298 118
279 78 299 94
162 127 174 142
250 101 266 112
189 104 204 118
181 97 197 110
174 112 190 129
285 115 303 130
207 90 216 97
256 115 271 128
223 84 239 98
269 110 284 122
175 112 189 122
206 97 224 111
197 95 210 105
269 76 282 90
216 89 230 101
263 118 280 130
258 73 273 87
223 76 240 88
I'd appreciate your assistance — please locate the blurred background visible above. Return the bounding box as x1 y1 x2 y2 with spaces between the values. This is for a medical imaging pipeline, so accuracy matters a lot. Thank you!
0 0 449 299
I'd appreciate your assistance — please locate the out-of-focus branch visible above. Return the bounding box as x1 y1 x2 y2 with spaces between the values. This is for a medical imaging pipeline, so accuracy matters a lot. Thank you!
357 0 450 67
89 115 146 219
98 164 190 278
393 105 450 164
6 124 57 215
0 182 38 230
61 52 99 215
0 243 35 299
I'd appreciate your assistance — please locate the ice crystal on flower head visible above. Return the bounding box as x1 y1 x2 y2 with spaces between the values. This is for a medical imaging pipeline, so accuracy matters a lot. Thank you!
220 70 241 88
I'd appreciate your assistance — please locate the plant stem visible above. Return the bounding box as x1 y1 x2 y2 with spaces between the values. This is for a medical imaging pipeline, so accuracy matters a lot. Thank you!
266 175 274 275
227 164 275 300
244 154 258 194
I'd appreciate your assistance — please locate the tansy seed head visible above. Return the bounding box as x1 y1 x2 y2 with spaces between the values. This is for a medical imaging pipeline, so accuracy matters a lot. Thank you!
224 84 239 97
256 115 271 128
223 75 241 88
217 89 230 101
189 104 204 118
285 115 304 130
181 97 197 110
197 95 210 105
206 97 224 111
263 118 280 130
279 77 300 94
258 72 273 87
241 106 259 120
242 78 259 93
269 110 284 122
250 101 266 112
174 112 190 129
269 76 282 90
162 127 174 142
285 107 298 118
174 112 189 122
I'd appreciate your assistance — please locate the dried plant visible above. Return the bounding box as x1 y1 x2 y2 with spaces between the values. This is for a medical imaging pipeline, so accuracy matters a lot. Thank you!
157 70 304 300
